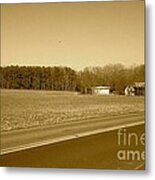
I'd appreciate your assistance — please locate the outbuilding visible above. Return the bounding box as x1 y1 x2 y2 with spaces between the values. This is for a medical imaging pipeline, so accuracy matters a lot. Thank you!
92 86 111 95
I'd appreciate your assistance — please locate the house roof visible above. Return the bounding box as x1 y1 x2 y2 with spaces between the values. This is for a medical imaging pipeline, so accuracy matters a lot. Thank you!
93 86 111 89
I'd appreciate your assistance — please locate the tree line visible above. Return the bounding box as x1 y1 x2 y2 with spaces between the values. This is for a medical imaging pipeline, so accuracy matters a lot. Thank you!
0 64 144 94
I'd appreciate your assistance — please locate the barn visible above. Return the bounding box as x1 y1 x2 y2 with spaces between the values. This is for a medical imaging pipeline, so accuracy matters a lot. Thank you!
92 86 111 95
125 82 145 96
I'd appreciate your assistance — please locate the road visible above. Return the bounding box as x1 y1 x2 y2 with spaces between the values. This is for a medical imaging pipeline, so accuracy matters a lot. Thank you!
0 111 144 170
1 111 144 154
0 124 144 170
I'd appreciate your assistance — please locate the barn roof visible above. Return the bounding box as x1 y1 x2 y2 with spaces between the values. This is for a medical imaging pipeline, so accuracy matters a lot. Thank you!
134 82 145 87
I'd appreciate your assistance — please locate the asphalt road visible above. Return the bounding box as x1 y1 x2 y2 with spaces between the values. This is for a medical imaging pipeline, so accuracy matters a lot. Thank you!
0 124 144 170
0 111 144 170
1 111 144 154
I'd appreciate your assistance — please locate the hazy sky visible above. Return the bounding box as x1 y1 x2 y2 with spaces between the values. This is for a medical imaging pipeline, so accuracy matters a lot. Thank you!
1 1 144 70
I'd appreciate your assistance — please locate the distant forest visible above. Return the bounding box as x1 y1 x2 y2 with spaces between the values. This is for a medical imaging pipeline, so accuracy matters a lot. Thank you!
0 64 144 94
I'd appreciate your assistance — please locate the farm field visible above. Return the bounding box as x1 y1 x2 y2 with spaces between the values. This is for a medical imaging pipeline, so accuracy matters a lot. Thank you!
0 89 144 132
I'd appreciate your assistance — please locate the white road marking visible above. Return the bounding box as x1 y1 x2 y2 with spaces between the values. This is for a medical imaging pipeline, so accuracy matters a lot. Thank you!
1 121 144 155
134 163 144 170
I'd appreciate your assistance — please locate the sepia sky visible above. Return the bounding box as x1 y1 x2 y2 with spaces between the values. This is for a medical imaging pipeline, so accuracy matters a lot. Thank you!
1 1 144 70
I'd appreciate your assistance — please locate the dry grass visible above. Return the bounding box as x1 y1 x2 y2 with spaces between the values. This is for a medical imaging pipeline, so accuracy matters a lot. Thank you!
1 89 144 131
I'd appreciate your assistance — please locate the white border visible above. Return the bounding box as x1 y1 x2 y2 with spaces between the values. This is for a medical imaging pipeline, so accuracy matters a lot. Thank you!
0 0 144 3
0 0 155 179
